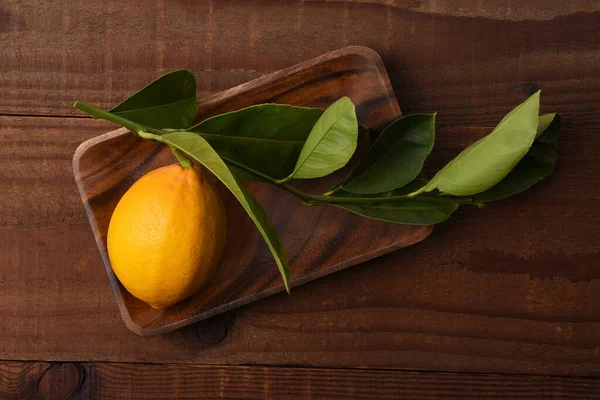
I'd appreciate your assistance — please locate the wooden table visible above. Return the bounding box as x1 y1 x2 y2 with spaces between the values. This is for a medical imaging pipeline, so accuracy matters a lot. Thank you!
1 1 599 398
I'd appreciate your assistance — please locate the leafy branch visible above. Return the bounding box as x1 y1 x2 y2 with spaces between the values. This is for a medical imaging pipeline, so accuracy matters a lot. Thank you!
220 156 481 207
74 69 561 291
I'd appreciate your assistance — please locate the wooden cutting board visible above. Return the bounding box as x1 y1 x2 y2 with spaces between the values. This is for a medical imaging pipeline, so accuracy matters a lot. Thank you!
73 46 433 337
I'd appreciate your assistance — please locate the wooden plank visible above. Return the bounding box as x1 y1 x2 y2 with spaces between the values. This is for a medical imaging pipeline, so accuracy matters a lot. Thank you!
1 1 599 129
1 115 599 375
2 361 600 400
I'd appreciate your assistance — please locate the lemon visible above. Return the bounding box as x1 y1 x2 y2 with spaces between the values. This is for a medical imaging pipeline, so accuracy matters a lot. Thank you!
107 163 226 309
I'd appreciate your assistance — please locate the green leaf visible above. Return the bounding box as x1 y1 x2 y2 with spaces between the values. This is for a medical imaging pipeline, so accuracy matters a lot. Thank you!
336 178 428 198
282 97 358 181
187 104 324 180
227 165 269 182
331 196 459 225
160 131 290 292
474 114 561 202
388 178 429 195
337 114 435 194
418 91 541 196
110 69 198 130
330 178 457 225
536 113 556 139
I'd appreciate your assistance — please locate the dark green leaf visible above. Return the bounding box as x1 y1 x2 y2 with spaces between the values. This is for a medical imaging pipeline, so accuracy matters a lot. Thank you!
160 131 290 292
283 97 358 181
226 165 269 182
335 178 428 198
187 104 324 180
110 69 197 130
331 196 459 225
387 178 429 195
329 178 455 225
474 114 561 202
418 91 541 196
337 114 435 194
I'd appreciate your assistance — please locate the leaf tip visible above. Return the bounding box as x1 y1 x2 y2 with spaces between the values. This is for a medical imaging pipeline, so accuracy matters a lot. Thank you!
337 96 355 108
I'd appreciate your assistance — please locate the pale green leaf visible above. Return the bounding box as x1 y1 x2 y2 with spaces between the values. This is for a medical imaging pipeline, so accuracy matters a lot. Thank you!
536 113 556 139
284 97 358 181
418 91 541 196
474 114 561 202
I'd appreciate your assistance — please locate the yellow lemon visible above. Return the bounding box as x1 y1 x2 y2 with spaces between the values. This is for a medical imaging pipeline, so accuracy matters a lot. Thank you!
107 163 226 309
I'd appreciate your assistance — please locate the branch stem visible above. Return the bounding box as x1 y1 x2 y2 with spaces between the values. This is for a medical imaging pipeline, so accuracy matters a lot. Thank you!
73 101 163 136
69 105 483 209
221 156 482 207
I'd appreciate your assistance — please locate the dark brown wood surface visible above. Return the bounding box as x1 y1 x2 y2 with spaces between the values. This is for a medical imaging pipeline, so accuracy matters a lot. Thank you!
1 0 600 398
3 361 600 400
1 0 599 129
74 47 433 337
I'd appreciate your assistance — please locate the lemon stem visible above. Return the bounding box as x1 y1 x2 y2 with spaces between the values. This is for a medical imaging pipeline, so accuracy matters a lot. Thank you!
170 146 193 168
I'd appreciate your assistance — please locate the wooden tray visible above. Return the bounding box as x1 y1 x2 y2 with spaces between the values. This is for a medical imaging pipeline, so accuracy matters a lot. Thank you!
73 46 433 337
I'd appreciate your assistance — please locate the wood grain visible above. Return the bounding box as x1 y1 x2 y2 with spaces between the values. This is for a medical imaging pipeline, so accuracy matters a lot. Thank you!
2 1 600 390
73 46 433 336
36 363 85 400
3 361 600 400
1 1 599 129
1 114 599 375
